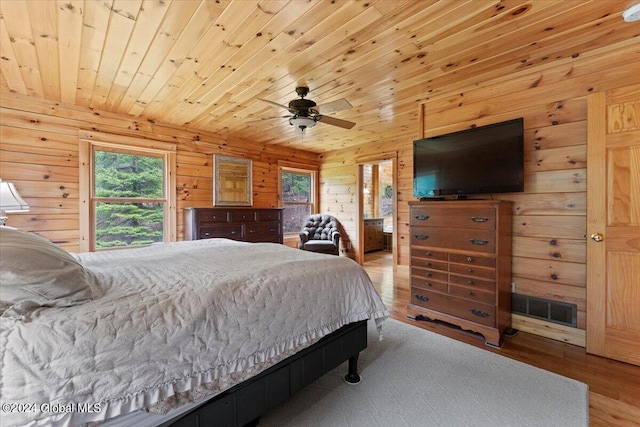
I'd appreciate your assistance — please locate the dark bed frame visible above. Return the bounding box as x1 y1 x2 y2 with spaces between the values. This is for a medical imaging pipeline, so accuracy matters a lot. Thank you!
164 320 368 427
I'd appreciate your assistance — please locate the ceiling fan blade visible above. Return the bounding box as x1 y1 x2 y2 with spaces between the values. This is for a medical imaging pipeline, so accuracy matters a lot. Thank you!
258 98 295 113
317 98 352 114
317 115 356 129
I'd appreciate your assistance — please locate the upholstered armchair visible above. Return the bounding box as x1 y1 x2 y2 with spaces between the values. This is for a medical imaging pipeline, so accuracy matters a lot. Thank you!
299 214 341 255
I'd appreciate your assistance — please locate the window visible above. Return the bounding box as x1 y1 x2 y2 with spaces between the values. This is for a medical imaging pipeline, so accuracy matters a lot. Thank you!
280 167 316 234
79 132 176 251
93 149 165 248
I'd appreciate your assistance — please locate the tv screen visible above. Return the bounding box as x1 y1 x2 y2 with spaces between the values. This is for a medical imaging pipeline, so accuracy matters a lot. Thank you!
413 118 524 198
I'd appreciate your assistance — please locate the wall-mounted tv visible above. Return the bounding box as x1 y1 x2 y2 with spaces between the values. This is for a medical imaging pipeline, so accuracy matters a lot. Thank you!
413 118 524 199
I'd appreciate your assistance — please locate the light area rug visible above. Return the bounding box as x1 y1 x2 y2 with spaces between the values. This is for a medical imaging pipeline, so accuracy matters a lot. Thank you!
259 318 589 427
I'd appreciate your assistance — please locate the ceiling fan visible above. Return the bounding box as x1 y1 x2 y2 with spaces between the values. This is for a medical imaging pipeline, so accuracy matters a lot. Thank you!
254 86 356 135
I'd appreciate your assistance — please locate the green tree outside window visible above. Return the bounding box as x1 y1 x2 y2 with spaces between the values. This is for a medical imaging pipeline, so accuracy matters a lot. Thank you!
94 151 165 248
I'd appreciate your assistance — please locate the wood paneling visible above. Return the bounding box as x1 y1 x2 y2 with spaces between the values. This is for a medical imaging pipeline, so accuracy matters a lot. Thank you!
0 91 318 251
1 1 638 154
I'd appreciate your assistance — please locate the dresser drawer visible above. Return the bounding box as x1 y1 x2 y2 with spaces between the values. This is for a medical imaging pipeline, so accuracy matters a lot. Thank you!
410 248 448 261
449 263 496 280
245 222 282 241
411 258 448 272
411 277 448 293
229 210 255 222
199 224 243 240
448 284 495 305
410 206 496 230
196 210 230 223
449 253 495 268
449 274 495 292
255 210 281 222
411 227 496 253
411 267 448 283
410 290 496 327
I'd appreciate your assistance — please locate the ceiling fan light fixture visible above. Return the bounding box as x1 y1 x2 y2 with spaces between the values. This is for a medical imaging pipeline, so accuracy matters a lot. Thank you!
623 3 640 22
289 116 316 130
256 86 354 136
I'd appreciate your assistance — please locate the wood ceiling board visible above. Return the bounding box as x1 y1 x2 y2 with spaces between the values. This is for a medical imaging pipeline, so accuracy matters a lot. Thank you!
0 0 635 154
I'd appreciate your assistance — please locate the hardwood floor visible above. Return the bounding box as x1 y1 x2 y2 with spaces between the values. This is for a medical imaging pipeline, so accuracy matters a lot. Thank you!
362 251 640 427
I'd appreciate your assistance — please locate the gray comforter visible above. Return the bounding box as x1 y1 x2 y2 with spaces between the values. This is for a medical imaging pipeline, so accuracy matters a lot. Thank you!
0 239 388 426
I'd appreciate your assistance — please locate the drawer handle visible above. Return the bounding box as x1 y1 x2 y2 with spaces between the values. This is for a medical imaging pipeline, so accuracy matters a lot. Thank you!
426 272 432 277
203 232 211 237
470 239 489 245
415 215 430 220
470 216 489 223
426 282 433 287
470 309 489 318
249 229 255 233
269 228 277 232
467 291 474 296
466 256 473 262
414 294 430 302
425 251 432 256
467 279 474 285
231 230 238 235
425 262 431 267
467 268 473 273
415 234 429 240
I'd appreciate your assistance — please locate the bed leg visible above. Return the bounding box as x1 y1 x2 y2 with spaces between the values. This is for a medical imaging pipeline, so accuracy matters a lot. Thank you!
343 354 361 385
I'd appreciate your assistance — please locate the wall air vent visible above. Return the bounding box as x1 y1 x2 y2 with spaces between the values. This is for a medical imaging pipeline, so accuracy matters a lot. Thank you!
511 293 577 328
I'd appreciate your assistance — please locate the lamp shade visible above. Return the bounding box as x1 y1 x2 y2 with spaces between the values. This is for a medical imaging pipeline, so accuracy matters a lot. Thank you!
0 180 30 212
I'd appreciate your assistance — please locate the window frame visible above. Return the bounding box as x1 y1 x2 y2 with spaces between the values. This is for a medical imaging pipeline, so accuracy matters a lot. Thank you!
278 163 318 235
79 131 176 252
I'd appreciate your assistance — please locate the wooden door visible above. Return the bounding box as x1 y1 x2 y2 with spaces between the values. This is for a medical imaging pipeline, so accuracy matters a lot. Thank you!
586 84 640 366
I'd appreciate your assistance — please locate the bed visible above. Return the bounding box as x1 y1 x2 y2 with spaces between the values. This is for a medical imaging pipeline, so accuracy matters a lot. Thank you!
0 227 389 427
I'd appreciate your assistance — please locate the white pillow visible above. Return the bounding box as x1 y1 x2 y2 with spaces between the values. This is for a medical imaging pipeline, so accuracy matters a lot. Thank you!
0 227 101 317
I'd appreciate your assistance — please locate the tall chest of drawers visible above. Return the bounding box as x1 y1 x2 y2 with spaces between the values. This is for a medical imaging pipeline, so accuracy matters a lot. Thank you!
183 207 283 244
407 200 513 347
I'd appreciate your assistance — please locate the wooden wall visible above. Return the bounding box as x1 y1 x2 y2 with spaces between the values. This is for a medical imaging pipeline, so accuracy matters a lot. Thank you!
0 91 319 252
362 164 375 219
319 41 640 346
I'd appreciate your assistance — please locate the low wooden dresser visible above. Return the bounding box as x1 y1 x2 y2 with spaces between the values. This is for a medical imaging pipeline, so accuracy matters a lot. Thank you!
183 207 283 244
363 218 384 252
407 200 513 347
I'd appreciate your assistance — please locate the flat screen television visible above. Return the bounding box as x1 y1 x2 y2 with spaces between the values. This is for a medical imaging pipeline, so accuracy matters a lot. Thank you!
413 118 524 199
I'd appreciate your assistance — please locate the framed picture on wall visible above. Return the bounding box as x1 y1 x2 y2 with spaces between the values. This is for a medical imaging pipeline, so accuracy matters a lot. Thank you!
213 155 252 206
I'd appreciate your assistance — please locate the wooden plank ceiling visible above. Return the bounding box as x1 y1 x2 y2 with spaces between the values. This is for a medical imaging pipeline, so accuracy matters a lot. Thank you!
0 0 637 153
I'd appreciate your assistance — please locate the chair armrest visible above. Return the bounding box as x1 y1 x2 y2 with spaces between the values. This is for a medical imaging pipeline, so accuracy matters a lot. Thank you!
299 230 310 248
331 230 340 247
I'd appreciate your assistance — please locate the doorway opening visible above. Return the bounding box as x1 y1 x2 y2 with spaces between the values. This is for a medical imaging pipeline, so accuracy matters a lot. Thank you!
358 158 396 269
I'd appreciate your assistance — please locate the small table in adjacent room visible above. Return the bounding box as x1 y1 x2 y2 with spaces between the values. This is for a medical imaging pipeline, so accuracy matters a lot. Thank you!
383 231 392 251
